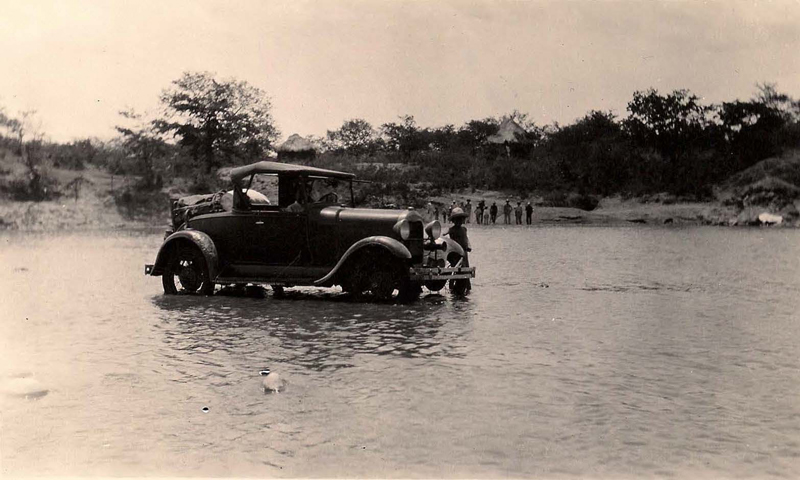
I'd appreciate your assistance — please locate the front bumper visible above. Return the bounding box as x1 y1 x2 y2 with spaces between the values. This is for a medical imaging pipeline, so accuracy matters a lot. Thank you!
408 266 476 281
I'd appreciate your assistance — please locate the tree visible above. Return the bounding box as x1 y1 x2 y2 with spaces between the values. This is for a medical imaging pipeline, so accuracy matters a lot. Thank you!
718 84 800 169
381 115 426 157
624 89 713 154
456 117 499 151
623 89 725 195
425 124 457 151
2 109 42 155
546 111 630 194
0 107 9 137
153 71 279 172
116 110 170 188
326 118 380 157
754 82 800 122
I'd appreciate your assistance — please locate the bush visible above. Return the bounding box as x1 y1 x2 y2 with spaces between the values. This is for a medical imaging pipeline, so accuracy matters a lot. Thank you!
567 193 600 211
111 184 170 219
187 171 226 194
48 140 98 170
2 168 61 201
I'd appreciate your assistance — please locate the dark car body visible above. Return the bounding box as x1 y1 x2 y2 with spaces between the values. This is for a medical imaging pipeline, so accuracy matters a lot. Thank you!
145 161 475 300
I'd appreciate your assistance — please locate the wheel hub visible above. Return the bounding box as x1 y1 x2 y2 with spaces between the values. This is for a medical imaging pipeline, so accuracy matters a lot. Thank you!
178 266 202 291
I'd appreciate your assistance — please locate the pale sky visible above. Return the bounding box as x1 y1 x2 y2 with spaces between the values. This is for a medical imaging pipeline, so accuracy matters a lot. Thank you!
1 0 799 143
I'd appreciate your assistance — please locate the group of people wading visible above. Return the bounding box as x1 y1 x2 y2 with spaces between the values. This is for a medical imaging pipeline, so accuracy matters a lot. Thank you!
429 198 534 226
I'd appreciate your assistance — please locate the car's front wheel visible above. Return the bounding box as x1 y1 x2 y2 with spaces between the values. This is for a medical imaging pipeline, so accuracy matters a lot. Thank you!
341 249 416 302
425 251 463 293
397 278 422 302
162 245 214 295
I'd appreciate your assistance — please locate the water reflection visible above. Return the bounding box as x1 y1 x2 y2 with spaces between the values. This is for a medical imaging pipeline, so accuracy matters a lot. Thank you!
151 289 470 374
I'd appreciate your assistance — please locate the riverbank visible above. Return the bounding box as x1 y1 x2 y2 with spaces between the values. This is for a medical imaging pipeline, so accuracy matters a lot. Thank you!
0 165 157 231
1 190 792 231
2 159 798 231
430 191 798 227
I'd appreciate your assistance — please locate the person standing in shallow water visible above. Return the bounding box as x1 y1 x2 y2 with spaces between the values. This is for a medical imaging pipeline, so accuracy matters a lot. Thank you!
489 202 498 224
503 199 512 224
525 201 533 225
515 201 523 225
446 207 471 291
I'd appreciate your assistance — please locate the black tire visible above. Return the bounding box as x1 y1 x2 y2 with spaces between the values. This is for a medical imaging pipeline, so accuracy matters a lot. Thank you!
162 244 214 295
340 248 408 301
368 267 396 301
398 278 422 303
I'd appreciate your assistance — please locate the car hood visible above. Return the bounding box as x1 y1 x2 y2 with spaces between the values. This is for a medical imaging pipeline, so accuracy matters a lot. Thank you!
317 206 424 226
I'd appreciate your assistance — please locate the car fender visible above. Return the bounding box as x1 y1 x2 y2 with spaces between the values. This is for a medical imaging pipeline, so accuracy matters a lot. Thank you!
313 236 411 286
426 236 465 265
149 230 220 280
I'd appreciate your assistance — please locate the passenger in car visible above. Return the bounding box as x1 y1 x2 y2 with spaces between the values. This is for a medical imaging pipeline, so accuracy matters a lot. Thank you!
284 186 306 213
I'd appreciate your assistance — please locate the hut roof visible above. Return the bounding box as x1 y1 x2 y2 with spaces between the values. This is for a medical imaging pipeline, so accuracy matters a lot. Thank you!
487 118 527 144
276 134 316 152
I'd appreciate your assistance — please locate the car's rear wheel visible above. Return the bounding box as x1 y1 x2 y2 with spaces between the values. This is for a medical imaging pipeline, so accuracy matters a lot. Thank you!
162 244 214 295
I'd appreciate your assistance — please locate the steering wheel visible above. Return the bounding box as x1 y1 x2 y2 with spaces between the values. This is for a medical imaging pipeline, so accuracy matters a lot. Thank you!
317 192 340 203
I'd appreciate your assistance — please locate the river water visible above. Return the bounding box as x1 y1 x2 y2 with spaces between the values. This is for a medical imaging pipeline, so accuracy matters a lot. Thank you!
1 226 799 478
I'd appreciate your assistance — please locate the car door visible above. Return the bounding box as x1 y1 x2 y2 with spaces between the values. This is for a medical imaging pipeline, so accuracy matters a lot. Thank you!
241 209 308 266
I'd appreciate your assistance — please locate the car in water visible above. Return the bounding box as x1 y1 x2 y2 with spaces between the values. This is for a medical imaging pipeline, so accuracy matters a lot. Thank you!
144 161 475 300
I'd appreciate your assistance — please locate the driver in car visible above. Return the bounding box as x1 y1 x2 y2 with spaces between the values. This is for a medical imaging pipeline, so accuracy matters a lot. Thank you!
309 178 339 203
284 185 306 213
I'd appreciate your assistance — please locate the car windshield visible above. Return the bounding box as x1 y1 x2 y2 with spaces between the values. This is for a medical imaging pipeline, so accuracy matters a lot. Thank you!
243 173 354 208
306 176 348 204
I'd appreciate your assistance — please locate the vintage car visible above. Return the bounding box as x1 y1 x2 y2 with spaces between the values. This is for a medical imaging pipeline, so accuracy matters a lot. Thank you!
144 161 475 301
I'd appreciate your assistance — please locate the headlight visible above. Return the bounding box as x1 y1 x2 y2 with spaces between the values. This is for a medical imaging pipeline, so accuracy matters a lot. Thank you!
425 220 442 239
393 219 411 240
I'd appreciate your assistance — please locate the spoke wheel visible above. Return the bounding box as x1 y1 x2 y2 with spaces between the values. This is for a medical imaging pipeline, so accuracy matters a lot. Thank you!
341 249 404 301
423 256 448 293
162 245 214 295
368 269 397 301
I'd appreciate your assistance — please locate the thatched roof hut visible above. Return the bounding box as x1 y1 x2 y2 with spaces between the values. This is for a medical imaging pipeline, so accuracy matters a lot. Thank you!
487 118 527 144
276 134 316 161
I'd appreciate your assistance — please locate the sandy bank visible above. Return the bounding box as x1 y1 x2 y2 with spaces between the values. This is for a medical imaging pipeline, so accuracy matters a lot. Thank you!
2 193 790 232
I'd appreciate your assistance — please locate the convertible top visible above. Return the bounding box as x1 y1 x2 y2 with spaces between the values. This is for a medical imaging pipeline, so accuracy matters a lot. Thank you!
230 161 356 184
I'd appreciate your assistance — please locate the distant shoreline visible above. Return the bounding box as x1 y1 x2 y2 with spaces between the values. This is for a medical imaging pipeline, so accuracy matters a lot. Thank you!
1 194 794 232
